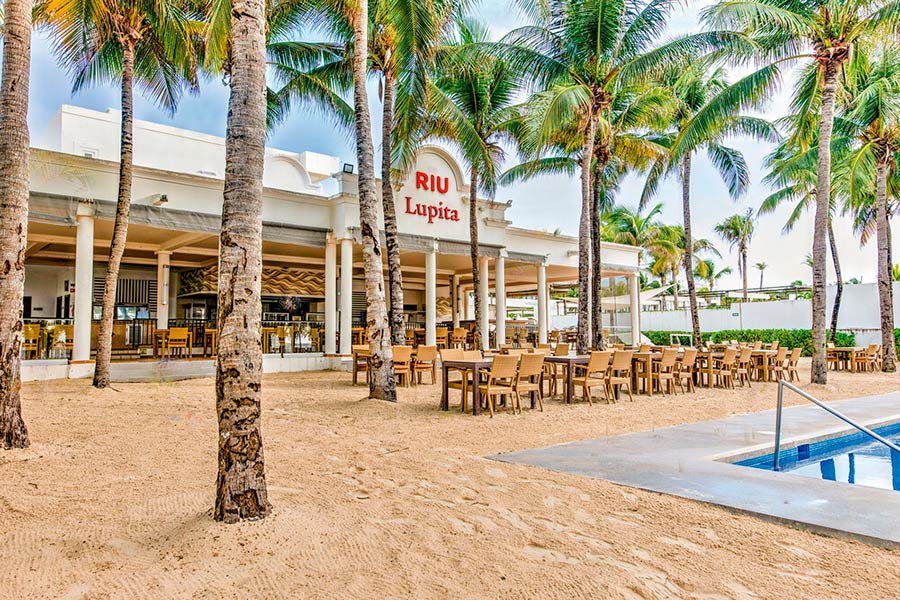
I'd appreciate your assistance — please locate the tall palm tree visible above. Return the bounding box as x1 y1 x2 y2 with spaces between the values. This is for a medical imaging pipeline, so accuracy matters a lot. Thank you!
352 0 395 400
842 45 900 372
425 18 523 350
503 0 725 353
39 0 199 388
642 60 778 348
755 262 768 289
211 0 271 523
699 0 900 382
695 258 732 290
0 0 32 450
714 209 755 301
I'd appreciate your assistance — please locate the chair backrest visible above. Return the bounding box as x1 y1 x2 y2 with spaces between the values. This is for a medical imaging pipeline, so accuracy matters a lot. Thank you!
770 340 779 350
520 342 534 350
613 343 625 350
588 350 612 373
441 348 464 362
680 347 698 368
789 347 802 363
352 344 368 355
500 344 513 354
435 327 447 339
868 344 880 357
610 350 634 371
774 347 788 363
554 343 570 356
660 347 679 368
463 350 483 360
508 348 529 356
753 341 762 350
392 345 413 363
490 354 519 379
416 345 437 361
23 324 41 340
738 347 753 363
169 327 189 343
518 352 545 378
537 343 552 351
639 343 651 353
721 347 738 366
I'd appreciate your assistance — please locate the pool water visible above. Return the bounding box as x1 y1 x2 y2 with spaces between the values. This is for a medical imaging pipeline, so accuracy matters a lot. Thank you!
736 422 900 492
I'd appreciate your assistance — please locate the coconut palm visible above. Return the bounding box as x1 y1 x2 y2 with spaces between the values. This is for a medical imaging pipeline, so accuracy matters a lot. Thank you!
210 0 271 522
841 45 900 371
755 262 768 289
642 60 778 349
0 0 32 450
502 0 727 353
695 258 732 291
38 0 200 388
699 0 900 382
714 209 755 301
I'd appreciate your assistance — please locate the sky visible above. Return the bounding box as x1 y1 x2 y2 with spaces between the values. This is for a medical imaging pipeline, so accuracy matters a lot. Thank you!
25 0 893 291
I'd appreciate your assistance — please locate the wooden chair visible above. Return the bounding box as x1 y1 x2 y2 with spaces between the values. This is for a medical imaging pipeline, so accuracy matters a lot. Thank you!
638 343 651 353
351 344 369 385
451 328 468 349
440 348 468 411
752 341 763 350
544 342 570 396
712 348 738 389
608 350 634 402
434 327 448 349
768 347 789 381
826 342 842 370
572 350 612 405
413 345 438 384
167 327 190 358
770 340 779 351
513 353 546 412
22 324 41 359
477 354 519 417
676 348 698 393
735 347 754 387
651 347 680 395
785 347 802 382
311 328 322 353
854 344 879 372
392 345 414 386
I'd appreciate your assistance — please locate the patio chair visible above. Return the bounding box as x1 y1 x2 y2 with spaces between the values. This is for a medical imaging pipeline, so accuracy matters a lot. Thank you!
712 348 738 389
351 344 369 385
786 347 802 382
675 348 698 393
572 351 612 405
513 352 546 412
638 343 651 353
477 354 519 417
854 344 879 372
752 341 763 350
22 324 41 359
392 345 414 387
607 350 634 402
651 347 680 395
167 328 190 358
768 347 789 381
413 345 438 385
441 348 468 412
770 340 779 350
434 327 448 349
544 342 570 396
735 347 754 387
826 342 842 371
451 328 467 349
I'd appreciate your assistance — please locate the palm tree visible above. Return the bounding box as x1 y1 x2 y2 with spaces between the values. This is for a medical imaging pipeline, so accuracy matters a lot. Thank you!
841 45 900 372
695 258 732 291
602 204 680 265
700 0 900 382
425 18 523 350
348 0 396 400
755 262 768 289
714 209 755 301
211 0 271 523
503 0 724 353
642 60 777 348
0 0 32 450
39 0 199 388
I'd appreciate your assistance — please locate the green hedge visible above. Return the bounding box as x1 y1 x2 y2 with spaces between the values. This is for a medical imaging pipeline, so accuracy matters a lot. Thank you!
644 329 855 357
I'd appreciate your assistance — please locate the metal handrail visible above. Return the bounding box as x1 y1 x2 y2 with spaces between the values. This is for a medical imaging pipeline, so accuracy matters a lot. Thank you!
773 379 900 471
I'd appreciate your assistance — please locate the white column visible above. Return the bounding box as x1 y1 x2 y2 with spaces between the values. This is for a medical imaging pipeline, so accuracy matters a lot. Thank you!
451 274 460 328
495 254 506 347
340 238 353 354
537 262 548 344
155 251 171 330
324 238 337 354
478 256 490 350
629 273 641 346
72 201 95 362
425 246 437 346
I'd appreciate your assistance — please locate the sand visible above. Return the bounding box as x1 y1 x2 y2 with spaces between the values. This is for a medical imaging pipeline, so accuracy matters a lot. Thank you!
2 359 900 599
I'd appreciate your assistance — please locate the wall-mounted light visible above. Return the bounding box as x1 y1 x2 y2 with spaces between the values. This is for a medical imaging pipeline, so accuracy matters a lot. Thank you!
342 163 354 174
162 264 170 306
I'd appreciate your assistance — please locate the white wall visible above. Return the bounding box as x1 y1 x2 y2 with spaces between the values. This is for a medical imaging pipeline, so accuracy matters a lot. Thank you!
24 264 73 319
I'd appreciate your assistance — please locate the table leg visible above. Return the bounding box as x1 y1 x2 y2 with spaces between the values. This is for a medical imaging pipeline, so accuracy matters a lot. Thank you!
850 350 857 373
566 362 574 404
646 358 653 397
472 367 480 416
441 364 449 410
530 374 537 409
706 358 713 388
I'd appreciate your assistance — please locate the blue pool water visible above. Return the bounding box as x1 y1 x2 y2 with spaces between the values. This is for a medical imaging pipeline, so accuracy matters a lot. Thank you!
737 422 900 491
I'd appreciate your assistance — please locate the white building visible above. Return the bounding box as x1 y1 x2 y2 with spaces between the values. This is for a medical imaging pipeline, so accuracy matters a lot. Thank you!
22 105 642 379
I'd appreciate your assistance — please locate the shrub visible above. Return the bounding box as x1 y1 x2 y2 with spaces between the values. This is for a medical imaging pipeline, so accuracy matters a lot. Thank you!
644 329 855 357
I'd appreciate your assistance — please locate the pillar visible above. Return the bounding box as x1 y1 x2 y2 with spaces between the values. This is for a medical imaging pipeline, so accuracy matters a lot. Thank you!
156 251 171 330
478 256 490 350
72 201 94 362
451 274 460 328
340 238 353 354
537 262 548 344
324 238 337 354
495 254 506 347
425 246 437 346
629 272 641 346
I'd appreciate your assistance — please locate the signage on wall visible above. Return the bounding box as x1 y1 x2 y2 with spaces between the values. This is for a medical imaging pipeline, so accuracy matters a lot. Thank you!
404 170 460 224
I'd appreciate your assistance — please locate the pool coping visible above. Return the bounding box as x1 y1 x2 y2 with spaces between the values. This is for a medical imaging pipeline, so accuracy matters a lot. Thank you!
489 391 900 547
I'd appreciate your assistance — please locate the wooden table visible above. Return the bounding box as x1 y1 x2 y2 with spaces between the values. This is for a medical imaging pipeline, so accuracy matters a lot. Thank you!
441 358 493 415
153 329 169 358
544 355 590 404
751 349 778 381
696 350 725 387
828 347 865 372
202 329 217 357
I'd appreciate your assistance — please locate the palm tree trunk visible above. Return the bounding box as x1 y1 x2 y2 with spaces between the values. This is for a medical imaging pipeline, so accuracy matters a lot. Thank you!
93 42 136 388
681 154 702 348
876 157 896 371
828 219 843 342
0 0 31 449
214 0 270 522
590 167 603 349
577 116 597 354
811 61 838 384
671 267 679 308
353 0 395 402
381 70 405 345
469 167 482 350
741 247 748 302
759 270 764 290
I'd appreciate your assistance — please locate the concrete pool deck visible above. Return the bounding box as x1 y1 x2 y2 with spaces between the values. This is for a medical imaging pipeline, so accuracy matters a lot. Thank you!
491 391 900 546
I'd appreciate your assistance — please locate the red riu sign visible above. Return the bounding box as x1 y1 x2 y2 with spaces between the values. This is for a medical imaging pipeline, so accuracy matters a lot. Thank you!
405 171 460 223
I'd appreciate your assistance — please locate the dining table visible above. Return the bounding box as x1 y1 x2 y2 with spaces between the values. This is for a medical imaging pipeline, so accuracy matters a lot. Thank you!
440 357 494 416
695 350 726 387
827 347 866 372
543 354 590 404
751 349 779 381
631 350 685 396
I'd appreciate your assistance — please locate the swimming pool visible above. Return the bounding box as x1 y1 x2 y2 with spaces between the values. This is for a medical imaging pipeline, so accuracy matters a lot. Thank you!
737 422 900 492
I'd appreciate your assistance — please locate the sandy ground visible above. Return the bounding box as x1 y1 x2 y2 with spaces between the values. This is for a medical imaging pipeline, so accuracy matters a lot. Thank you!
2 359 900 599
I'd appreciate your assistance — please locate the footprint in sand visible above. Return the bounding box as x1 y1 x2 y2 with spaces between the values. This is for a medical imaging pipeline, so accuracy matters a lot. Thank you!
521 543 580 565
484 466 507 479
658 536 705 554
